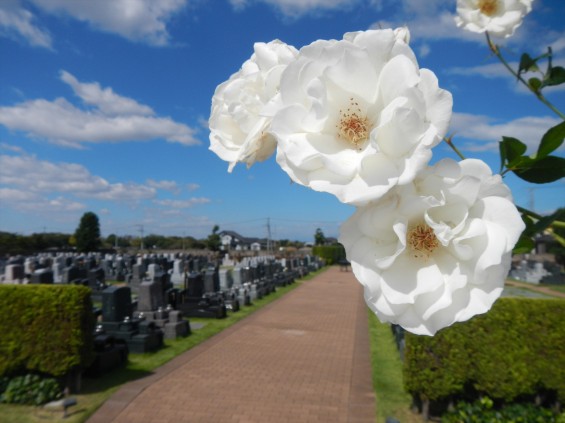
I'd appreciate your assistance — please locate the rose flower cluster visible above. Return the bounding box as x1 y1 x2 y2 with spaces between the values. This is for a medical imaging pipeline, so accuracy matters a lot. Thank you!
209 2 529 335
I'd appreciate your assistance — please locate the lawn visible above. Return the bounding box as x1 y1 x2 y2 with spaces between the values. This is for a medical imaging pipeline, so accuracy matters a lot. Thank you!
0 269 322 423
368 311 421 423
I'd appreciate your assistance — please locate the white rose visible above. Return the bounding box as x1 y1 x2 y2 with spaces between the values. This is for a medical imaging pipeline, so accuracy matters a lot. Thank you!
454 0 534 38
209 40 298 172
339 158 525 336
271 28 452 206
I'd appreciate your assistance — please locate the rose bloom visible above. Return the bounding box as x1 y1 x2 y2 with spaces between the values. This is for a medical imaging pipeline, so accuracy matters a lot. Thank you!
339 159 525 336
271 28 452 206
209 40 298 172
455 0 534 38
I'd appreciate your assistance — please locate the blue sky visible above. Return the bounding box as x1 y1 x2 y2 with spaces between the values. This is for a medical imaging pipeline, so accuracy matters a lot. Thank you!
0 0 564 242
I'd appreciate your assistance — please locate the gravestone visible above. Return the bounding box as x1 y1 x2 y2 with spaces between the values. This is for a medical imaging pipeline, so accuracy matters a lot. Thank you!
62 265 84 284
204 268 219 293
4 264 24 283
137 280 165 312
102 286 132 322
219 268 233 291
30 268 54 284
232 267 243 287
185 272 204 298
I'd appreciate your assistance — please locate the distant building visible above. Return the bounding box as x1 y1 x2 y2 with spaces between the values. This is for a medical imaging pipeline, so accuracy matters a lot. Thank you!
219 230 269 251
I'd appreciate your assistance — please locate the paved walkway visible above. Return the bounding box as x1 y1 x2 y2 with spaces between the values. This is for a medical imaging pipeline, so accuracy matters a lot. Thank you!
88 266 376 423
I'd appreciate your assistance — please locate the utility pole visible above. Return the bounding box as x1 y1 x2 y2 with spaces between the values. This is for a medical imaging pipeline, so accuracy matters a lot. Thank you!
266 217 272 252
135 224 144 250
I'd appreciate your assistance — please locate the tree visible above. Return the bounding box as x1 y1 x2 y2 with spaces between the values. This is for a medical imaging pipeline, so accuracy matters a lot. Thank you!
206 225 221 251
74 212 101 252
314 228 326 246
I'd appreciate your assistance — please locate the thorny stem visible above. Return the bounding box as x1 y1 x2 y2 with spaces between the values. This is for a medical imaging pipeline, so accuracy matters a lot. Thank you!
485 32 565 120
443 135 466 160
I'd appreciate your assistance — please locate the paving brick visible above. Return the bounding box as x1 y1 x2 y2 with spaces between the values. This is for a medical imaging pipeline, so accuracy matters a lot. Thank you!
87 266 376 422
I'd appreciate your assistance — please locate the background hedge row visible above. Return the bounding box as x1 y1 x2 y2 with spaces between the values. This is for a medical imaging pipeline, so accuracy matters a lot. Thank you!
0 284 95 378
403 298 565 407
312 245 346 265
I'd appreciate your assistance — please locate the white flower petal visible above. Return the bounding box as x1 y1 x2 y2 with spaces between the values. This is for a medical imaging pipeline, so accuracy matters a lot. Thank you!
454 0 534 38
340 158 525 335
209 40 298 171
273 28 452 206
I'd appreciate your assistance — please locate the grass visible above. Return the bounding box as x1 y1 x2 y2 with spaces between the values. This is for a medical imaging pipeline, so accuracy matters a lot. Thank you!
0 269 323 423
367 310 421 423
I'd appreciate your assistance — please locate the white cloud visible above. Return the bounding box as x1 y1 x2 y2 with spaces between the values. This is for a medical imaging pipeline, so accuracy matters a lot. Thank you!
0 154 157 201
153 198 211 208
0 142 25 153
447 62 512 79
0 71 199 147
450 112 562 152
60 71 154 116
229 0 359 18
2 0 187 47
446 62 565 93
0 1 52 48
187 183 200 191
0 188 86 212
147 179 181 194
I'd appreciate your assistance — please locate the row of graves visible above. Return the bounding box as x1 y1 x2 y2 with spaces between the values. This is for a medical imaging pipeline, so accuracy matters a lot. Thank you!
1 252 324 378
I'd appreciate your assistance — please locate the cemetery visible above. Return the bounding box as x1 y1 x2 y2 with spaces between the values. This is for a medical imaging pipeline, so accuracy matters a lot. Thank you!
0 248 325 419
0 247 563 422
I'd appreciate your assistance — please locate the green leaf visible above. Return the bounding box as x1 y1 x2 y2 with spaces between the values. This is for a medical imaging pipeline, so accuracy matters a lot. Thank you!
543 66 565 87
513 234 535 254
530 208 565 235
536 121 565 158
499 137 527 167
513 155 565 183
518 53 539 75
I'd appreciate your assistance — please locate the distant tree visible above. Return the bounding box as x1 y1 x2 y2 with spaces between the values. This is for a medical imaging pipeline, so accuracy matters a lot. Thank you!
206 225 221 251
548 207 565 267
74 212 101 252
105 233 118 248
314 228 326 246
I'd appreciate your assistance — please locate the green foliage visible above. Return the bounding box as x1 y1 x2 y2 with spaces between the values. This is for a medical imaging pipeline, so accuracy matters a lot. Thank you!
443 397 563 423
0 374 62 406
206 225 221 251
312 244 345 264
0 285 95 378
0 231 72 255
499 122 565 184
314 228 326 246
404 298 565 404
74 211 101 252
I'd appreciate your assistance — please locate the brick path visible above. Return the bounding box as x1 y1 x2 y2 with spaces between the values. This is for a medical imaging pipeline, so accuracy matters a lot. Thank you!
87 266 376 423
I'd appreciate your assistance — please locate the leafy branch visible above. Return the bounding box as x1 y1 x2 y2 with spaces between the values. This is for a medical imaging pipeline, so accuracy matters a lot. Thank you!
486 32 565 120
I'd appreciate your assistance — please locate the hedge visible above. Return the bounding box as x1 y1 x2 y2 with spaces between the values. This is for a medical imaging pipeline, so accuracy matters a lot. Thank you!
312 245 346 265
0 284 95 378
403 298 565 414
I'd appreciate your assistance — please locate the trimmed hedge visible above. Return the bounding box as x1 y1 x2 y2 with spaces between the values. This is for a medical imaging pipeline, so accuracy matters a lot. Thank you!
404 298 565 409
312 245 346 265
0 284 95 377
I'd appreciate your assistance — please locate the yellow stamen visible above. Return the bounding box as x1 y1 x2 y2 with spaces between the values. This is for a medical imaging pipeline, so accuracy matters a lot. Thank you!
337 98 370 150
408 223 439 258
478 0 499 16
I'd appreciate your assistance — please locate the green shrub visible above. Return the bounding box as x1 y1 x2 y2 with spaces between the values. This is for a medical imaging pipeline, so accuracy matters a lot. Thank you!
404 298 565 408
312 244 346 265
0 284 95 377
443 397 563 423
0 374 62 406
